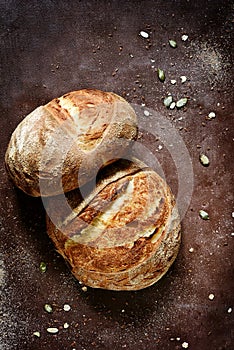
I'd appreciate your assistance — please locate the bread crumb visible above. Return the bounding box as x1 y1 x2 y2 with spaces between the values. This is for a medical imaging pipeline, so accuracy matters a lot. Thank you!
181 34 188 41
207 112 216 119
63 304 71 311
208 293 215 300
144 110 150 117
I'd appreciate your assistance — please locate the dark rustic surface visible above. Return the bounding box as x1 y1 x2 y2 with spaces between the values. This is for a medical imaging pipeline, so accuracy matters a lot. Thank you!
0 1 233 349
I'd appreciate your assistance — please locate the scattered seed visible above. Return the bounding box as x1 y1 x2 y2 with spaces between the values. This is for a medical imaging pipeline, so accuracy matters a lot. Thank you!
63 304 71 312
232 212 234 218
169 39 177 48
227 307 232 313
181 34 188 41
169 101 176 109
82 286 88 292
180 75 187 83
64 322 69 329
39 262 47 273
151 58 155 63
47 327 59 334
208 293 215 300
199 210 209 220
189 247 194 253
158 145 163 150
144 110 150 117
176 337 181 341
207 112 216 119
199 154 210 166
163 95 173 107
176 98 188 108
231 233 234 237
139 31 149 39
182 342 189 348
157 68 165 82
33 331 41 338
44 304 53 313
171 79 176 85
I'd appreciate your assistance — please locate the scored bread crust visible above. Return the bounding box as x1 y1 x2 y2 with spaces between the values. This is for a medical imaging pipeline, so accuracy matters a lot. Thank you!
46 158 181 291
5 89 138 197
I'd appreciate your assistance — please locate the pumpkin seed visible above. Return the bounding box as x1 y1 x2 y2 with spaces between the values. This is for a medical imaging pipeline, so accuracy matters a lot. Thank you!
176 98 188 108
199 210 209 220
33 331 41 338
44 304 53 313
169 39 177 48
200 154 210 166
180 75 187 83
157 68 165 82
163 95 173 107
47 327 59 334
139 31 149 38
169 101 176 109
39 262 47 273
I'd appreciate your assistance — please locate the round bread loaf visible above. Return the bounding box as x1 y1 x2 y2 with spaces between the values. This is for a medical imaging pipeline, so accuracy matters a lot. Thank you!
45 158 181 291
5 89 137 197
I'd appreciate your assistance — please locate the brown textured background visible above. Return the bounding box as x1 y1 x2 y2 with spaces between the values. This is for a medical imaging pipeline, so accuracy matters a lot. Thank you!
0 1 233 349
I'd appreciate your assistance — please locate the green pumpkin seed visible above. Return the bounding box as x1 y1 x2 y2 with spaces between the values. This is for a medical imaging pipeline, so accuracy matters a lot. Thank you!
200 154 210 166
44 304 53 313
199 210 209 220
169 39 177 48
157 68 165 82
39 262 47 273
176 98 188 108
163 95 173 107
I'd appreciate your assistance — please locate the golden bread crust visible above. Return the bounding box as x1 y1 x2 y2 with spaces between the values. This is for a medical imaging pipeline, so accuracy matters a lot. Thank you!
5 89 137 196
46 159 181 290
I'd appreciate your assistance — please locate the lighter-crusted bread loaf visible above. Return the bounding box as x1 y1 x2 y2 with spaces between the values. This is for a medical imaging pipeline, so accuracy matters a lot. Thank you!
45 158 181 291
5 89 137 197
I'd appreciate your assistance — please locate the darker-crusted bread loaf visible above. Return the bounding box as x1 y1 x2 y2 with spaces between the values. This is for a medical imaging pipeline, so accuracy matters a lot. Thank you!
45 158 181 291
5 89 137 197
